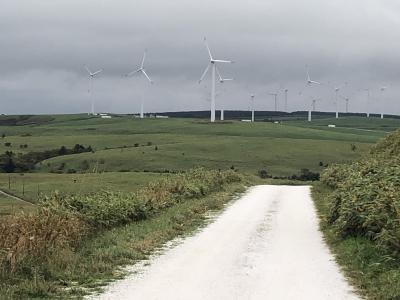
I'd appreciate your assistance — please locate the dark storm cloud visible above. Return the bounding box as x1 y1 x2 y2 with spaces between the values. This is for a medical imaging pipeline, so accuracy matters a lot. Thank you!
0 0 399 115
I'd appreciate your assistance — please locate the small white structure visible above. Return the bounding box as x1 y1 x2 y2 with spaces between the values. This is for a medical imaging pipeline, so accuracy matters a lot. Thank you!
328 124 336 128
156 115 169 119
101 115 112 119
241 119 252 122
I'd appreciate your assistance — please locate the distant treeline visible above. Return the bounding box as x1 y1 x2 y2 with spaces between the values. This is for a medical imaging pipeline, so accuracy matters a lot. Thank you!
0 144 93 173
0 115 55 126
154 110 400 120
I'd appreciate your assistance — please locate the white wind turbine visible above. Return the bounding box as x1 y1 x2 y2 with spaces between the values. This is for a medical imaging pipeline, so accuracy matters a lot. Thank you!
250 94 256 122
84 65 103 115
380 86 387 119
364 88 371 118
283 88 289 112
124 50 154 119
268 92 279 112
339 95 350 114
198 37 233 122
299 65 321 107
339 90 357 114
216 67 233 121
329 82 347 119
308 97 320 122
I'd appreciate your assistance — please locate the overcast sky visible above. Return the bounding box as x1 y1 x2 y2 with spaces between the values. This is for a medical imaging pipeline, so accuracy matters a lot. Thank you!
0 0 399 115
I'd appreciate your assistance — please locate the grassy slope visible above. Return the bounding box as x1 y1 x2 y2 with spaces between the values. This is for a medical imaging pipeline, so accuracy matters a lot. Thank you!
0 172 167 204
312 183 400 300
1 115 396 214
0 182 246 299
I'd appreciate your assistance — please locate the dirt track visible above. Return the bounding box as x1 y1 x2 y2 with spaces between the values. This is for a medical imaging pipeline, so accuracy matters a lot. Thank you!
96 185 359 300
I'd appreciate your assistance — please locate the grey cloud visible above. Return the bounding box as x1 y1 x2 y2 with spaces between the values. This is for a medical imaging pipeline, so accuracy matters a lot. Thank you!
0 0 399 115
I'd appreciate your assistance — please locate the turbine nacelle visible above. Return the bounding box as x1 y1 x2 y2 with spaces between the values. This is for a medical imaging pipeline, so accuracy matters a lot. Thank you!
85 65 103 78
124 50 154 84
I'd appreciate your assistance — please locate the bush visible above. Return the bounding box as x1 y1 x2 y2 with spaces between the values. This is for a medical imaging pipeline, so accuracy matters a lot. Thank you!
0 168 242 274
290 168 320 181
258 169 270 179
321 129 400 256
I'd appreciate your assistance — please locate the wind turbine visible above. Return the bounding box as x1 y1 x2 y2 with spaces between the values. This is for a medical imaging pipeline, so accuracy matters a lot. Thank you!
299 65 321 96
250 94 255 122
380 86 387 119
268 92 279 112
308 97 320 122
198 37 233 122
284 88 289 112
364 88 371 118
216 67 233 121
306 65 321 86
329 82 347 119
84 65 103 115
124 50 154 119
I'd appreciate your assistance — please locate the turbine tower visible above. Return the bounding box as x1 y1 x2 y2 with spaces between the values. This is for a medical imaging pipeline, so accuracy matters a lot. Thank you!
284 88 288 112
329 83 347 119
364 88 370 118
124 50 154 119
216 67 233 121
308 97 320 122
84 65 103 115
250 94 255 122
380 86 387 119
199 37 233 122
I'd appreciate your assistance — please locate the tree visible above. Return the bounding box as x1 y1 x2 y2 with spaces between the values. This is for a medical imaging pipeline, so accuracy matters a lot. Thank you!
59 146 67 155
3 158 16 173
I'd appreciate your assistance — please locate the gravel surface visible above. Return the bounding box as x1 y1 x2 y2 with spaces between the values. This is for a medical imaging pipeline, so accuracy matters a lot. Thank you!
95 185 359 300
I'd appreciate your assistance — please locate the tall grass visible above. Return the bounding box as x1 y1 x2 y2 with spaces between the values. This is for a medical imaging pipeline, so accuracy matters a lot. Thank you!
0 168 242 277
321 131 400 256
318 129 400 298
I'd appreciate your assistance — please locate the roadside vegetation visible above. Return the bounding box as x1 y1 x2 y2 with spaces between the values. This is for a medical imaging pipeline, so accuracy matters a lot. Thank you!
314 129 400 299
0 168 244 298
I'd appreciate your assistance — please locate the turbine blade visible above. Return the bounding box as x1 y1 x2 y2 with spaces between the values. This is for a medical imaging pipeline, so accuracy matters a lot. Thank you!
91 69 103 76
141 50 147 69
141 69 153 83
204 37 213 61
198 64 210 83
213 59 232 63
84 65 92 75
306 65 311 82
215 67 223 81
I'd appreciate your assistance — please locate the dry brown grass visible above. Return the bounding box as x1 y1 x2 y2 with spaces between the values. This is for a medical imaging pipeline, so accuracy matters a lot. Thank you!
0 208 87 273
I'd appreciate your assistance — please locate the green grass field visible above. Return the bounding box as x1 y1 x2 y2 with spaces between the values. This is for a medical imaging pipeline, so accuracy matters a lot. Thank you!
0 114 398 215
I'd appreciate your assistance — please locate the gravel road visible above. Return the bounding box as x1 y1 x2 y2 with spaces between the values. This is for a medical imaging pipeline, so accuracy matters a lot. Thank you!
95 185 359 300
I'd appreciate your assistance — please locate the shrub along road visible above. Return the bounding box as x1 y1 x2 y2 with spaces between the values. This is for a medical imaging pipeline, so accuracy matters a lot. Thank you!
95 185 358 300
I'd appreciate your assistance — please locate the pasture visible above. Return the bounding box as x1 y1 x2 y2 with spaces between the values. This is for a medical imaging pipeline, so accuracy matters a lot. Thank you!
0 114 398 214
